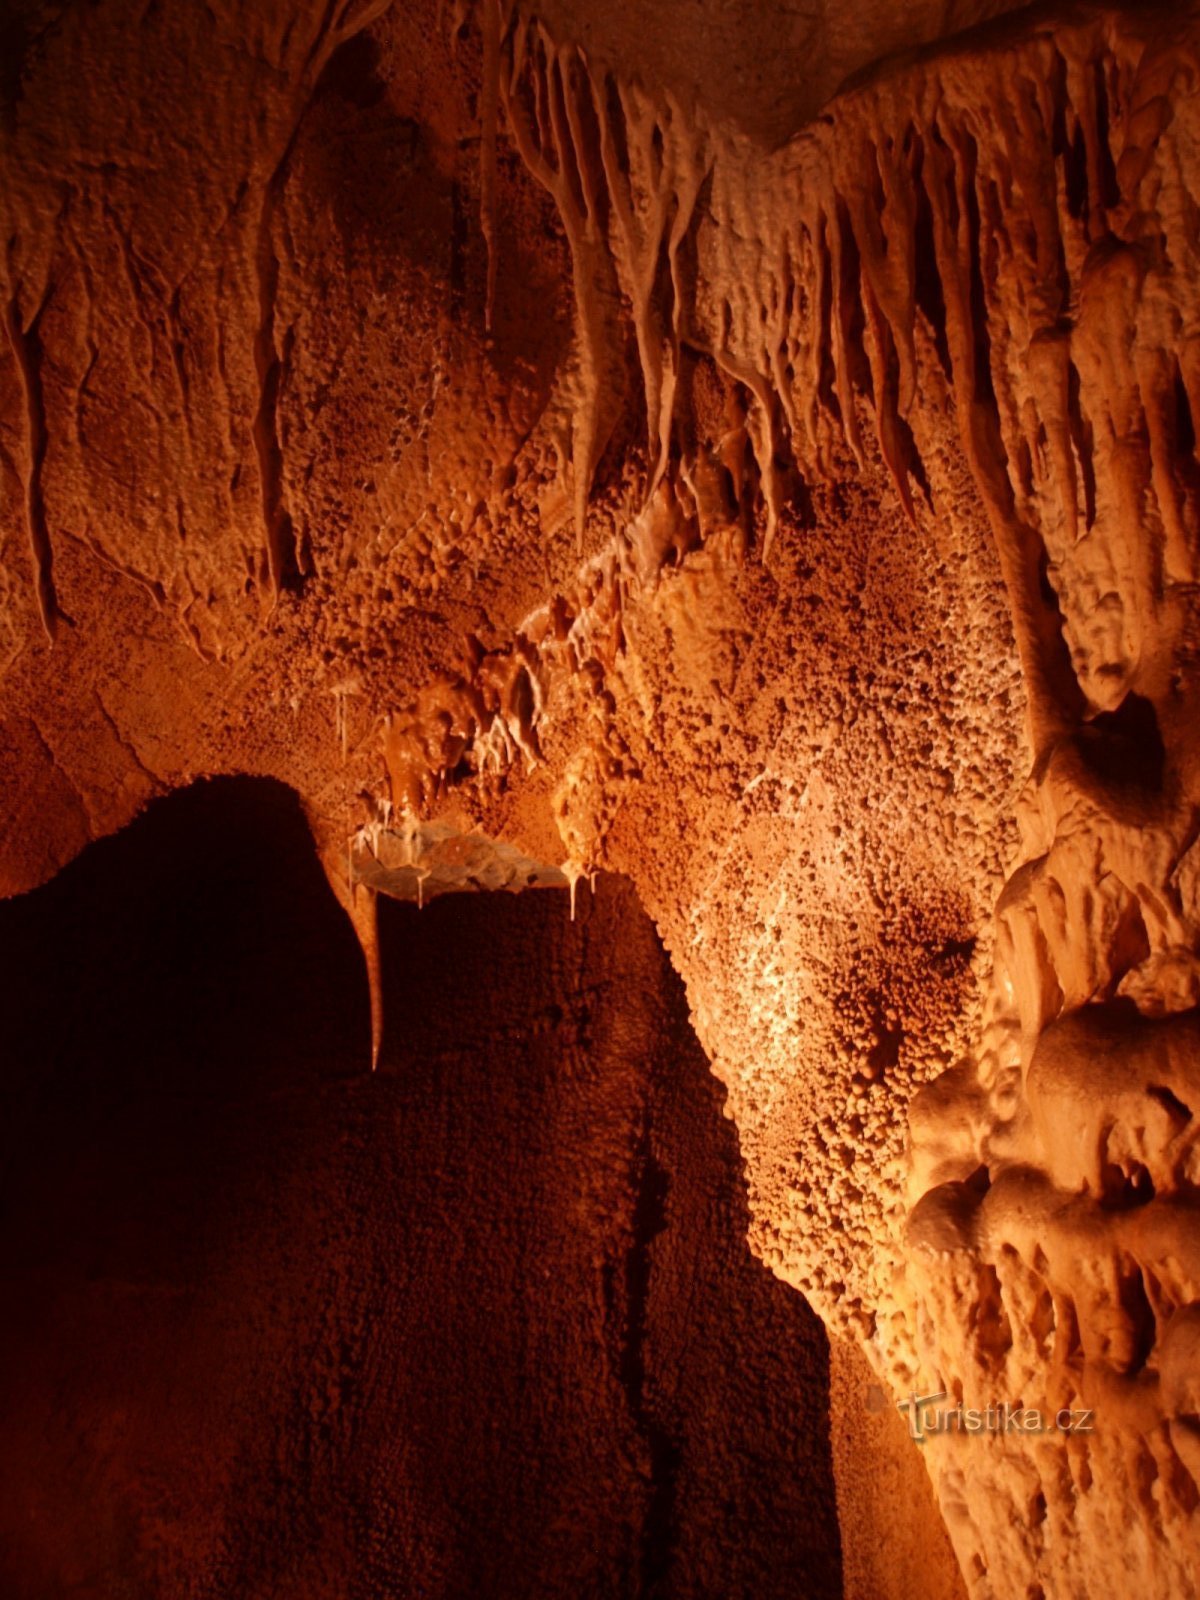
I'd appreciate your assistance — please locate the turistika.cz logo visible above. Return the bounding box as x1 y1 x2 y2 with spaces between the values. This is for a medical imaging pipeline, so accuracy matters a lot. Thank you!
871 1387 1095 1443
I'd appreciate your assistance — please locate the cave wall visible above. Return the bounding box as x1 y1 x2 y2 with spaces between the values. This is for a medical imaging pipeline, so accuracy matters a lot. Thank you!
5 1 1200 1595
0 776 853 1599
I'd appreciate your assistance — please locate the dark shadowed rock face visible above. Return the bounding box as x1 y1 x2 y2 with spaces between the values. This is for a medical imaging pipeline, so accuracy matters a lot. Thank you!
0 776 842 1600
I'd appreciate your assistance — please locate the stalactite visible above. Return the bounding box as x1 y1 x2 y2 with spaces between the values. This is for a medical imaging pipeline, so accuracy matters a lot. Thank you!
591 75 709 505
311 812 385 1071
355 883 384 1069
564 858 584 921
495 13 623 550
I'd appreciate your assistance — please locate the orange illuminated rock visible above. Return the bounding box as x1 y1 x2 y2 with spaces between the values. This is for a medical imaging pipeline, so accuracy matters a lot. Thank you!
4 1 1200 1595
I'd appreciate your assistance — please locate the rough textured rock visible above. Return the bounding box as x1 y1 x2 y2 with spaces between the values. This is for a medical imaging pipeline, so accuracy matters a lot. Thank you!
828 1335 969 1600
0 776 846 1599
5 0 1200 1594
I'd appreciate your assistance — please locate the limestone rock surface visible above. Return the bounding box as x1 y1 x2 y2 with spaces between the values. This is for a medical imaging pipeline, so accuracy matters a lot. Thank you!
5 2 1200 1595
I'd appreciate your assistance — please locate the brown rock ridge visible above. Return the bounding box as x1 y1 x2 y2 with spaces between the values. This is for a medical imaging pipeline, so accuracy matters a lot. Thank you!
4 0 1200 1594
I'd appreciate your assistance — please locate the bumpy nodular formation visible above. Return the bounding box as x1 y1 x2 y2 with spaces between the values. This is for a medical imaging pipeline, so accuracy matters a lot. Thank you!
407 7 1200 1593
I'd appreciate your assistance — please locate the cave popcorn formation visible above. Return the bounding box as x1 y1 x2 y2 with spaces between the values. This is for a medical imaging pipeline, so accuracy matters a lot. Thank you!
4 0 1200 1594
